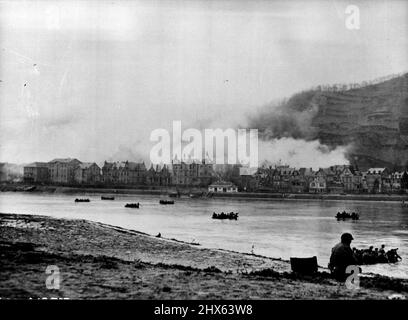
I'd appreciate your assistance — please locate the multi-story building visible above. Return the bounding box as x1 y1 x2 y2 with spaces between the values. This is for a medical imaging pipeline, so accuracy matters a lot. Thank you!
102 161 119 184
197 160 214 186
102 161 146 185
340 167 353 191
298 167 315 192
48 158 81 184
171 161 190 185
238 167 259 192
272 166 295 192
23 162 49 183
171 160 214 186
309 170 327 193
74 163 101 184
390 172 404 191
146 164 171 186
339 167 363 192
256 165 275 188
365 168 388 193
118 161 147 185
289 170 307 193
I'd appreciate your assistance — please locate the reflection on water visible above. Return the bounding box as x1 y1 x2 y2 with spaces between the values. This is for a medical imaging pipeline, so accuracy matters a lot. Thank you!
1 192 407 278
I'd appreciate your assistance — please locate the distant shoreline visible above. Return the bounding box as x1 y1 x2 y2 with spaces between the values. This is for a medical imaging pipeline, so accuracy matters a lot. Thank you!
1 183 408 202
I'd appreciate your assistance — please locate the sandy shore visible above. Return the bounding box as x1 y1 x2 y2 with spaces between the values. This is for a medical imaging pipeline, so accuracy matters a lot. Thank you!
1 213 407 299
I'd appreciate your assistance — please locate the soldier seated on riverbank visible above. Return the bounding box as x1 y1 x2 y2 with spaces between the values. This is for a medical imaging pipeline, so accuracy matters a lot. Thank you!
329 233 358 281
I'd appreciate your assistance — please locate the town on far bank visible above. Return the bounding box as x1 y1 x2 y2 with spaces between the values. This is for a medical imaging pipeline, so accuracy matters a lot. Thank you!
1 158 408 195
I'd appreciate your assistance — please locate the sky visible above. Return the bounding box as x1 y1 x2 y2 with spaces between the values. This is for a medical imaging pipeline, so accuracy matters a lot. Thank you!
0 0 407 166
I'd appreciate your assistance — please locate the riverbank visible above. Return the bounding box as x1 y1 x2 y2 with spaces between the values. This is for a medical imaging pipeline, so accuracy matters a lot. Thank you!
1 213 407 299
1 183 408 202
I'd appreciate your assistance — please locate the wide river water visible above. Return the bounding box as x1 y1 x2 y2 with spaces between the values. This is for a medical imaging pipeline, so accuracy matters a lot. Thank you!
1 192 407 278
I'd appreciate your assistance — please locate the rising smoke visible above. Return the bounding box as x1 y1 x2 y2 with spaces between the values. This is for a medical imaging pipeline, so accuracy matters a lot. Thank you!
244 90 350 169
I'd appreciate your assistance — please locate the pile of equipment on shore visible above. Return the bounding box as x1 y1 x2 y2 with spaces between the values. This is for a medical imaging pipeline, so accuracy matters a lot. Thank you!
212 212 238 220
353 245 402 265
335 211 359 220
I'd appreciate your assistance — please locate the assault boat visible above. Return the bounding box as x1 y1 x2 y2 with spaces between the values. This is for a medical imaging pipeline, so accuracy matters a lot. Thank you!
212 212 238 220
125 203 140 208
335 211 359 220
101 196 115 200
160 200 174 205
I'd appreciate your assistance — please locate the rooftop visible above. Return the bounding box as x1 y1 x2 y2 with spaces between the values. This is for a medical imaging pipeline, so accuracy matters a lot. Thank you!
78 162 97 169
49 158 80 164
367 168 387 174
209 181 237 187
25 162 48 168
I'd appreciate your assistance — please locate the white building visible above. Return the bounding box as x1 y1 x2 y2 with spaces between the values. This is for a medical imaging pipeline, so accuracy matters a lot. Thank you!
208 181 238 193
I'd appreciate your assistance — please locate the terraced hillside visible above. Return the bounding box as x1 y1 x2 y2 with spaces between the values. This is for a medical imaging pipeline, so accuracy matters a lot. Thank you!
251 73 408 170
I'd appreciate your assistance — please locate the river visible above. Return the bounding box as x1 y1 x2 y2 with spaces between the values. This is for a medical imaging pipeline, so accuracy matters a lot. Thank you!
1 192 407 278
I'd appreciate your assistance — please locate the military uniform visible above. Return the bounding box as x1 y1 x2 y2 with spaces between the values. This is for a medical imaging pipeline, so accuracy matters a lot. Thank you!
329 240 358 281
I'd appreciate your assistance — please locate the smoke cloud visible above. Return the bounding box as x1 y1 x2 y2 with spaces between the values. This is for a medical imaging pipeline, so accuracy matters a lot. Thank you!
258 138 349 170
244 90 350 168
247 91 320 141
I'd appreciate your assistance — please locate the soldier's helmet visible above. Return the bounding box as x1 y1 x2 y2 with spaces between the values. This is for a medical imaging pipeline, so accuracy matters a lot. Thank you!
341 232 354 242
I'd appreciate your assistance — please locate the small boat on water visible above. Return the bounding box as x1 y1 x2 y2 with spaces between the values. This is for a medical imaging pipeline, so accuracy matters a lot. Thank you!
101 196 115 200
75 198 90 203
335 211 359 220
160 200 174 205
125 203 140 208
401 200 408 208
212 212 238 220
353 247 402 265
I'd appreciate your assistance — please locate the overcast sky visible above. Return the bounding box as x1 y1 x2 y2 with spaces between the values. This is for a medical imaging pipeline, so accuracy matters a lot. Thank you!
0 0 407 164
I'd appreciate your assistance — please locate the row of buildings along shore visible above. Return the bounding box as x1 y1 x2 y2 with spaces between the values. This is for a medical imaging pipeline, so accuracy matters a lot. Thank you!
20 158 408 194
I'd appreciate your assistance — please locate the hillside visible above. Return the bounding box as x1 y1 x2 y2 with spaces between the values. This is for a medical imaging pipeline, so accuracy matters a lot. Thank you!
250 73 408 170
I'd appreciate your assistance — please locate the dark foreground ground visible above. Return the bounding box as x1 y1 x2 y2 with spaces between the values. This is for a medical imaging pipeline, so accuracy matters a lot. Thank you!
1 213 407 299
